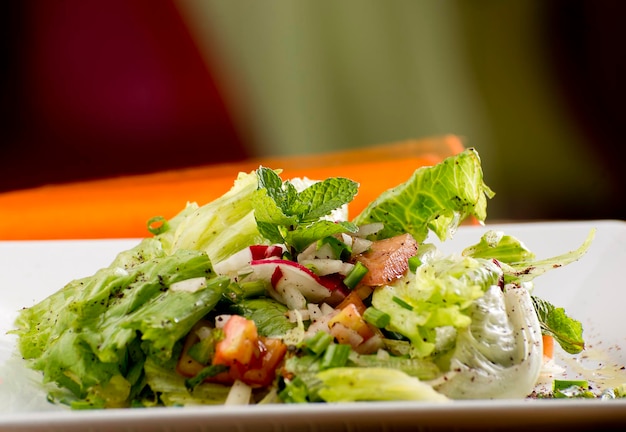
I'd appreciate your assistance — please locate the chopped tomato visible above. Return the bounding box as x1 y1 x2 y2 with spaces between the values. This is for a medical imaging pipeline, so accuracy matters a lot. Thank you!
542 334 554 359
213 315 259 367
242 337 288 386
177 316 287 388
329 303 376 341
335 290 368 315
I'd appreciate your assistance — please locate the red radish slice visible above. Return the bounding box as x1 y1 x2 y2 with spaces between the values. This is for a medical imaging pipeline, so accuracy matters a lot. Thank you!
246 259 332 309
213 245 286 278
249 245 284 260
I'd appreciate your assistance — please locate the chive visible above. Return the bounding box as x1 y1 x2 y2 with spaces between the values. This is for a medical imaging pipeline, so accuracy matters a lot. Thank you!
279 376 310 403
392 296 414 310
304 331 333 356
363 307 391 328
553 379 589 391
187 335 217 365
184 364 229 390
146 216 169 235
319 236 352 261
343 261 369 289
553 379 595 398
238 279 268 298
320 343 351 370
408 255 422 273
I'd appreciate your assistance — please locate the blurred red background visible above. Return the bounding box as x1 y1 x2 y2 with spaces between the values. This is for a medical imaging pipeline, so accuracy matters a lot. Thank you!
0 0 247 193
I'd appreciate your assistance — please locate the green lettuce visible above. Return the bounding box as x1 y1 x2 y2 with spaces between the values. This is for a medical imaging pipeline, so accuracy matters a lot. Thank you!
11 170 267 408
461 229 592 354
166 170 267 263
315 367 449 402
353 148 495 242
371 255 502 358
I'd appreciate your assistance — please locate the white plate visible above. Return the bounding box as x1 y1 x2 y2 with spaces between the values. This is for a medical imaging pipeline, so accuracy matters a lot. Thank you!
1 220 625 431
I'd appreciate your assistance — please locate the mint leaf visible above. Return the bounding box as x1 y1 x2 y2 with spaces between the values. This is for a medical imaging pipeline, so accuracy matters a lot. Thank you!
256 167 298 214
532 296 584 354
285 220 359 252
251 188 298 227
295 177 359 223
253 167 358 253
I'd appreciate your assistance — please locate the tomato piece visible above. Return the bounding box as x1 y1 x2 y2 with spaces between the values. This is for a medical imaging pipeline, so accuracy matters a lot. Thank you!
335 290 367 315
176 320 212 377
177 316 287 388
213 315 259 367
328 303 375 340
242 337 288 387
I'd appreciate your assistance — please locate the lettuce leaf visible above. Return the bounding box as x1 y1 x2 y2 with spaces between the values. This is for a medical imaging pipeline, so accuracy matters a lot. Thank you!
353 148 494 242
371 255 501 357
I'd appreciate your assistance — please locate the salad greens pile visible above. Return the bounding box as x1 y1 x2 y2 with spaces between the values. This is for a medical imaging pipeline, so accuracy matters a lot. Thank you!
12 148 597 409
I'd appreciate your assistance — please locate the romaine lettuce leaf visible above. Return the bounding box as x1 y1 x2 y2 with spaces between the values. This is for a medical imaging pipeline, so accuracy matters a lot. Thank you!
371 255 502 357
433 285 543 399
315 367 449 402
462 228 595 284
166 171 267 263
13 249 229 406
353 148 495 242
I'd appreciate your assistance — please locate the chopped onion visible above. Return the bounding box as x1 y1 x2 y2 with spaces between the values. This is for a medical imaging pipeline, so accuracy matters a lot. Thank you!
224 379 252 405
307 303 323 320
299 259 354 276
214 314 231 329
320 303 335 315
356 223 384 238
194 325 213 340
350 237 373 255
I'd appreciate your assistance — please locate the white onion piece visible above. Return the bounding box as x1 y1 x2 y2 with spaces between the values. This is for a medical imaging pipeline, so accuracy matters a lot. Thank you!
307 303 323 320
224 379 252 405
330 322 364 348
350 237 373 255
320 303 335 315
299 259 354 276
169 277 206 293
433 284 543 399
194 325 213 340
356 223 384 238
212 247 253 278
214 315 231 329
297 242 319 261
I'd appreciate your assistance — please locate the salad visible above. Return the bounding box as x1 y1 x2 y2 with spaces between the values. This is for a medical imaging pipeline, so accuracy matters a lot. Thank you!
11 148 605 409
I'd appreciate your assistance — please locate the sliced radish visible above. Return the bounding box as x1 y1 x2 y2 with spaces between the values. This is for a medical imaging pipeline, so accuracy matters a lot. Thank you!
245 259 333 309
249 244 285 260
213 245 286 279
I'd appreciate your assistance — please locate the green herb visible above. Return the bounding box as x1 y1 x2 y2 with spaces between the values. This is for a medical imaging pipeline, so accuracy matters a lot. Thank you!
252 167 359 254
532 296 585 354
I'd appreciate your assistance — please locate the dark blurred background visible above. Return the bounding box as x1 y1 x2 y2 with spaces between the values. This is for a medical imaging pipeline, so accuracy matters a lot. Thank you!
1 0 623 221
